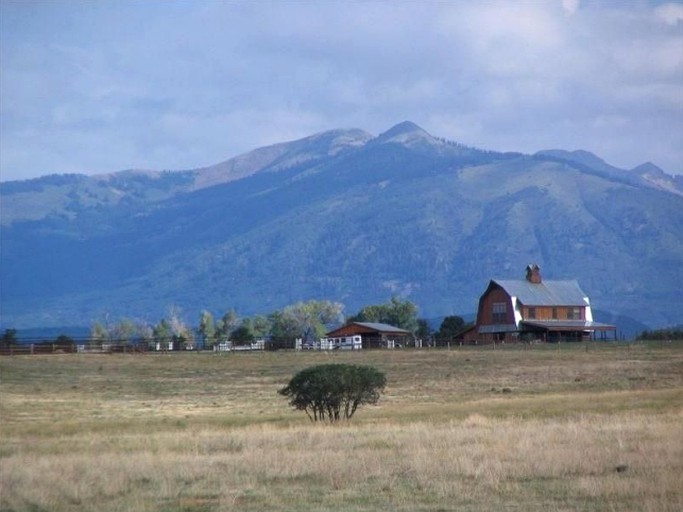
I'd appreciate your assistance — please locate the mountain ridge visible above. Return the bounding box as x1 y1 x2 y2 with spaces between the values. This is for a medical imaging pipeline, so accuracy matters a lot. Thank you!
1 122 682 330
3 122 681 226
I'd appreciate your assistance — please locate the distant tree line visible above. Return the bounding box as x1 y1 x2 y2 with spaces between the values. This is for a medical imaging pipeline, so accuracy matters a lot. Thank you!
99 297 470 348
2 296 472 351
1 329 17 346
636 327 683 341
1 328 78 354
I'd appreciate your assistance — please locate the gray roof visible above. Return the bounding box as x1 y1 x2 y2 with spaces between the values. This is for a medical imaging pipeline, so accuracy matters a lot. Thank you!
522 320 616 331
478 324 518 334
493 279 588 306
353 322 411 334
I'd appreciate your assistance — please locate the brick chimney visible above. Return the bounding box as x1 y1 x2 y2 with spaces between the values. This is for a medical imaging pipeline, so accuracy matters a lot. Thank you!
526 264 542 284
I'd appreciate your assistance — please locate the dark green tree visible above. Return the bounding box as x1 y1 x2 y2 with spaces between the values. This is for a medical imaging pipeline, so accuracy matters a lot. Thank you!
216 310 239 341
349 296 419 333
153 319 173 349
636 328 683 341
268 310 300 340
230 324 255 345
436 315 467 340
416 319 432 341
1 329 17 347
250 315 271 338
2 328 17 342
54 334 75 350
348 304 384 323
279 364 386 423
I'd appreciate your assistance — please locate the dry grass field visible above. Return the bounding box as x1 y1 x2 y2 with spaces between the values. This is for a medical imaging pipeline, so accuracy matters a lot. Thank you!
1 342 682 511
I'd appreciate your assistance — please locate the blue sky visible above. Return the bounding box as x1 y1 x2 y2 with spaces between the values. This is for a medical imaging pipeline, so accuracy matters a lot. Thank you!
1 0 681 181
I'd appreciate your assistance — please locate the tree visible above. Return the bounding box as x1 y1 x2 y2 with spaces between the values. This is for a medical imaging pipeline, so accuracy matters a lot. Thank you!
230 325 255 345
279 364 386 423
269 310 301 340
637 327 683 341
216 310 239 341
90 318 152 348
416 319 432 341
166 305 194 347
110 318 136 343
136 321 154 345
235 316 269 342
436 315 467 340
348 304 384 323
250 315 271 338
89 321 111 349
54 334 75 350
270 300 344 341
153 319 173 349
350 296 419 333
385 297 419 333
1 329 17 347
198 310 216 349
90 321 109 342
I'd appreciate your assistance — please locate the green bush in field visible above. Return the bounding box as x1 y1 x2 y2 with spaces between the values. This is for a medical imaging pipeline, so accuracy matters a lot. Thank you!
279 364 386 423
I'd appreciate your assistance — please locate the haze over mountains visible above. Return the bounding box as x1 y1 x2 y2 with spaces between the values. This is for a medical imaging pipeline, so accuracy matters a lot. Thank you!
1 122 682 332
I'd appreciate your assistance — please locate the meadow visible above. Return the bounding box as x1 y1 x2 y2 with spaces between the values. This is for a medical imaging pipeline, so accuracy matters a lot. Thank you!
1 342 682 511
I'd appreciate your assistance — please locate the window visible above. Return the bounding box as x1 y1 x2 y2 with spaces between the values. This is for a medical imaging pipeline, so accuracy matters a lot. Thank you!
492 302 507 323
552 308 558 319
567 307 582 320
528 307 536 319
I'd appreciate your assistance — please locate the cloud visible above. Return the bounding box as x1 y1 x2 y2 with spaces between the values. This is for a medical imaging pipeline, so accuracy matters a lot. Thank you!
0 0 681 181
562 0 580 16
655 2 683 25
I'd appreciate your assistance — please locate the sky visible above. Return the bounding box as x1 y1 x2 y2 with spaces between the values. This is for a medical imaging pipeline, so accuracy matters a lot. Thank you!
1 0 681 182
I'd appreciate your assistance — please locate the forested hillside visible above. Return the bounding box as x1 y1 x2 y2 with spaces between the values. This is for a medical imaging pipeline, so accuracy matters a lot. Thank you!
2 122 682 330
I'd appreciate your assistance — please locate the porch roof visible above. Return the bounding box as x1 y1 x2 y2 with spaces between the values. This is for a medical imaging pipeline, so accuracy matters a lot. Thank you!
521 320 616 332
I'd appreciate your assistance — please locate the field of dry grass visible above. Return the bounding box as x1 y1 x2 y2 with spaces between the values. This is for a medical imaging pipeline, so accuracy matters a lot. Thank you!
1 342 682 511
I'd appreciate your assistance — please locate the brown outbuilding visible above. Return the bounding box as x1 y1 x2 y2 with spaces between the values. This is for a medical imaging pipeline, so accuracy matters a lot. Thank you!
326 322 412 349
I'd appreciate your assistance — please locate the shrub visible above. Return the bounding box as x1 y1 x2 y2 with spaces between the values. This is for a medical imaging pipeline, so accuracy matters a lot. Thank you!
279 363 386 423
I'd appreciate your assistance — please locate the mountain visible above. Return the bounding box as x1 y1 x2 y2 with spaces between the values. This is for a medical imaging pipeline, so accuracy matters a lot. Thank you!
1 122 682 331
535 149 683 196
630 162 683 197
